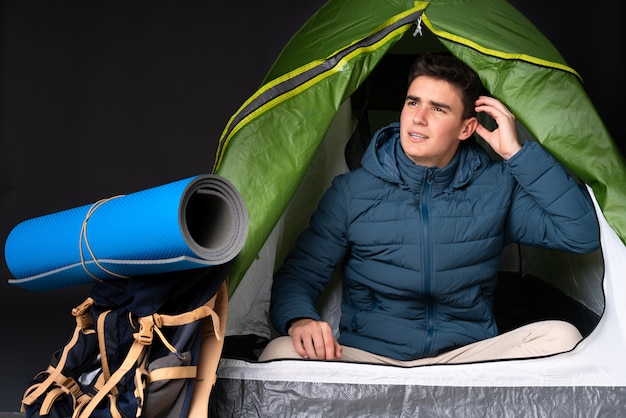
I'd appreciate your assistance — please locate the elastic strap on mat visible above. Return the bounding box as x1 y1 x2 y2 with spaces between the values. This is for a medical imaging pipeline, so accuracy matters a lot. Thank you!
187 279 229 417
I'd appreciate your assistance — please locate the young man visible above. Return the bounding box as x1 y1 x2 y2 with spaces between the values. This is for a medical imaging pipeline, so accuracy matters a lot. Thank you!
259 53 600 365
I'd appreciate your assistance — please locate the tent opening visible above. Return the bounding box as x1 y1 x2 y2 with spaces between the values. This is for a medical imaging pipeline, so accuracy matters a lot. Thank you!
221 23 605 363
342 32 605 342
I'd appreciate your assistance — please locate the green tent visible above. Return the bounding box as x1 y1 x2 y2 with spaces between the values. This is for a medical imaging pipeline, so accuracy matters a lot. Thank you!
210 0 626 415
213 0 625 294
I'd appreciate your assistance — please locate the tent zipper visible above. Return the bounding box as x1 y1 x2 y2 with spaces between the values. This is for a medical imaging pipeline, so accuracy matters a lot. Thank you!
213 9 426 172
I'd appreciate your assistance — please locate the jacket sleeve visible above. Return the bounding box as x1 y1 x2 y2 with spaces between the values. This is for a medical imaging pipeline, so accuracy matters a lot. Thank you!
504 141 600 253
269 175 350 335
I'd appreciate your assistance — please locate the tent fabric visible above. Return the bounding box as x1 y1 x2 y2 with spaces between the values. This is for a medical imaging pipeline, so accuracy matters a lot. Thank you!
211 378 626 417
212 0 626 296
213 5 423 294
5 174 248 291
208 0 626 414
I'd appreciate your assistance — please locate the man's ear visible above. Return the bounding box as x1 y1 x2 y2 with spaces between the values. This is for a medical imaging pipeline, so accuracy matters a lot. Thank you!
459 117 478 141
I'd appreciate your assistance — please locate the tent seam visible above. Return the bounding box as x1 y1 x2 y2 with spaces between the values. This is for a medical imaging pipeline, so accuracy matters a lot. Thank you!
212 7 425 173
420 13 582 80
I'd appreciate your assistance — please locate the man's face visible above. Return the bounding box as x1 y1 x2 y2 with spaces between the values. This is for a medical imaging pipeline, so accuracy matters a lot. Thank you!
399 75 476 168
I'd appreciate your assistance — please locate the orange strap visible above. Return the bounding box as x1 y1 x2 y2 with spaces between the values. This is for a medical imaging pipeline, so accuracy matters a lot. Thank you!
187 279 229 417
21 297 95 407
21 280 228 417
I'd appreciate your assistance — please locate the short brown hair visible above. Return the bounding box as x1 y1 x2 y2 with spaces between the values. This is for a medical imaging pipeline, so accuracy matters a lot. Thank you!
408 53 484 120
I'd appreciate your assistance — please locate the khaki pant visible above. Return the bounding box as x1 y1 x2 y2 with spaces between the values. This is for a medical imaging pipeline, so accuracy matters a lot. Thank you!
258 320 582 365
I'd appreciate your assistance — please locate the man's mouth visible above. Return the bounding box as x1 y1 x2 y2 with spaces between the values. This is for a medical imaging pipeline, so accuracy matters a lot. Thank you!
409 132 427 141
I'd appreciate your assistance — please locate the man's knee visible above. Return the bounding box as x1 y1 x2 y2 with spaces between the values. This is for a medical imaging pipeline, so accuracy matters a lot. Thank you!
525 320 583 352
548 320 583 349
258 336 300 361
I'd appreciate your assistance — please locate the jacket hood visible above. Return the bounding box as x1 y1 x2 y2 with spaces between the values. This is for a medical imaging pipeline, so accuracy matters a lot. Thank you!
360 122 490 191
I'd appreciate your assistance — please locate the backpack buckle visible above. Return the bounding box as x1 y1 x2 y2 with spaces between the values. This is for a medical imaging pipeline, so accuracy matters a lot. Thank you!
61 377 81 397
135 316 154 345
72 297 95 317
72 297 95 330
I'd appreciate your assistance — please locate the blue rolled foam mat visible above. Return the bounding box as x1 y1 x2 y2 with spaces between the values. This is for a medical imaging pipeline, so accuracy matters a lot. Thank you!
4 174 248 291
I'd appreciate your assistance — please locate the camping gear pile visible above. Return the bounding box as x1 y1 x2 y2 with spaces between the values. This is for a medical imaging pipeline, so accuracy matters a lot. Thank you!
4 175 248 417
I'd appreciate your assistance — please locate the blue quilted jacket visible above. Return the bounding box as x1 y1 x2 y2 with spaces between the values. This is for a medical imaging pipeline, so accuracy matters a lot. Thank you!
270 123 600 361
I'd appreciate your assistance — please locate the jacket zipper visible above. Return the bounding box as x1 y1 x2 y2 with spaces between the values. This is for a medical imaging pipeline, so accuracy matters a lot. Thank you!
422 169 435 355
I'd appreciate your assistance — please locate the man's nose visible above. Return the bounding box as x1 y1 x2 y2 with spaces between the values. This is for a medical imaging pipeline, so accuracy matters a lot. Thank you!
413 107 426 125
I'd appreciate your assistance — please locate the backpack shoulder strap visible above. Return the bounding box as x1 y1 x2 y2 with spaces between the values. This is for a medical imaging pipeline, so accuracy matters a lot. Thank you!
21 297 96 410
187 279 229 417
77 322 151 418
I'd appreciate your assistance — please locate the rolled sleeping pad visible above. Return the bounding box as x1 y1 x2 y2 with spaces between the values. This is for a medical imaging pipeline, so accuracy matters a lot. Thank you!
4 174 248 291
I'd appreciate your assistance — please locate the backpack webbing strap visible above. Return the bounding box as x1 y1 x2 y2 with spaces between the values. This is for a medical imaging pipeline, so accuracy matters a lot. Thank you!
71 392 123 418
21 297 96 409
152 291 224 330
187 279 229 417
96 309 119 396
108 393 124 418
149 365 198 382
40 386 68 415
77 337 148 418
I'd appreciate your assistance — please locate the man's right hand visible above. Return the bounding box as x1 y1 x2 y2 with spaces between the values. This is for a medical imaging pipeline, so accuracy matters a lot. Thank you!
287 318 343 360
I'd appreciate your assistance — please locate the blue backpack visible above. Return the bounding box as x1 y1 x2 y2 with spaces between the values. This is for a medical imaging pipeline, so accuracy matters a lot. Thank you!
19 264 230 418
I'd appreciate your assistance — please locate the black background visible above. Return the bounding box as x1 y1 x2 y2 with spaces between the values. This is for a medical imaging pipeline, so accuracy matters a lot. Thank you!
0 0 623 411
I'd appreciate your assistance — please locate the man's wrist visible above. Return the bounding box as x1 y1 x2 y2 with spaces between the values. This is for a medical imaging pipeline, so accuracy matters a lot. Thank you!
286 317 312 332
